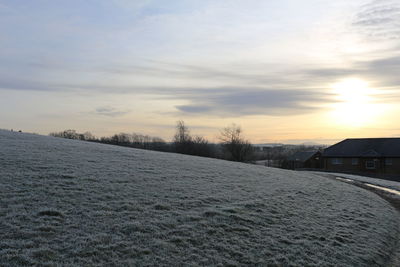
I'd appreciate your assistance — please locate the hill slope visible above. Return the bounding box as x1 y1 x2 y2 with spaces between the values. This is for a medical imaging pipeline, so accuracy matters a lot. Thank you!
0 130 399 266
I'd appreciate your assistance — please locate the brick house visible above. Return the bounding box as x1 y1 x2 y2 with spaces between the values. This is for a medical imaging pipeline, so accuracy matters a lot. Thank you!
322 138 400 179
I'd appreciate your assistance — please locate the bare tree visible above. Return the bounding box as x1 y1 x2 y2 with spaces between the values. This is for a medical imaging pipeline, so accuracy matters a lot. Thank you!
173 120 193 154
172 120 216 157
173 120 192 144
220 124 253 162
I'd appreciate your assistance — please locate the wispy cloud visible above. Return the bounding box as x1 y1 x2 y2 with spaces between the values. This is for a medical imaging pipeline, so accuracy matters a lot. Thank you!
0 77 54 92
353 0 400 40
306 54 400 88
94 106 130 117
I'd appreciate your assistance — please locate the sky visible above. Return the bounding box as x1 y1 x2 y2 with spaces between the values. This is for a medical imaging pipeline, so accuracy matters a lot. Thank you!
0 0 399 144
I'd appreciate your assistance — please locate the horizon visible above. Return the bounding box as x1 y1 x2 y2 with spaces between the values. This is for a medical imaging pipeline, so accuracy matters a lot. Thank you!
1 0 399 144
7 128 400 147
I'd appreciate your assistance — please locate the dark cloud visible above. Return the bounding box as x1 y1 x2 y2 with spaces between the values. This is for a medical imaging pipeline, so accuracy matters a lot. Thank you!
364 56 400 87
95 107 130 117
174 88 331 116
366 55 400 68
176 105 212 113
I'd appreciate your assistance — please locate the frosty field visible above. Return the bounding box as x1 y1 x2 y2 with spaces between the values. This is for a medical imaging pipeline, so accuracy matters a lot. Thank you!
1 130 399 266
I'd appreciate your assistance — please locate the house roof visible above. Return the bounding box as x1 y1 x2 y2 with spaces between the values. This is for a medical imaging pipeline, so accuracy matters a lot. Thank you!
287 151 319 162
322 138 400 158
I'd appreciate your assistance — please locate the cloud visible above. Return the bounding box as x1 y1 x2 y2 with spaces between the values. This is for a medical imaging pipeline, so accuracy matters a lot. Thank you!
305 54 400 87
353 0 400 40
174 88 332 117
100 60 284 87
94 107 130 117
176 105 212 113
0 78 55 92
366 55 400 69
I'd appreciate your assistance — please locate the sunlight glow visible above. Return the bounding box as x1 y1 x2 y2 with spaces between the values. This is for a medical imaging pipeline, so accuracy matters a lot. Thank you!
329 78 383 128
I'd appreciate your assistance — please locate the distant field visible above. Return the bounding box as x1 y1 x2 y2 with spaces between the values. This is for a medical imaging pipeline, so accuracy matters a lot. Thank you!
0 130 399 266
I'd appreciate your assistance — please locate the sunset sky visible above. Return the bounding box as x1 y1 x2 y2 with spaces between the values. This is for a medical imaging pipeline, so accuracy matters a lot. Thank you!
1 0 399 144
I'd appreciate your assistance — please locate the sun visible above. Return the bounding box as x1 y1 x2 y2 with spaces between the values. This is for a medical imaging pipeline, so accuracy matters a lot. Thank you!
329 78 381 127
333 78 371 103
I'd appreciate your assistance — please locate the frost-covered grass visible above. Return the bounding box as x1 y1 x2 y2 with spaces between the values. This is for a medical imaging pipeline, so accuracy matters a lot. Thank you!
0 130 399 266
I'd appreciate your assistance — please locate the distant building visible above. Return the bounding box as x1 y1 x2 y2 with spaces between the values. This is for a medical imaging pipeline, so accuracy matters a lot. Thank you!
285 151 322 169
322 138 400 178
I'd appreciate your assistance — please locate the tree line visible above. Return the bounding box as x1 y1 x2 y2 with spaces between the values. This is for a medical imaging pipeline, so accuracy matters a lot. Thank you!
49 121 254 162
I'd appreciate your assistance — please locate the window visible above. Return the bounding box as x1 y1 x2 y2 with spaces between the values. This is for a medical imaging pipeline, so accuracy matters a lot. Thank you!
365 160 376 169
331 158 342 165
352 158 359 165
385 158 393 166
